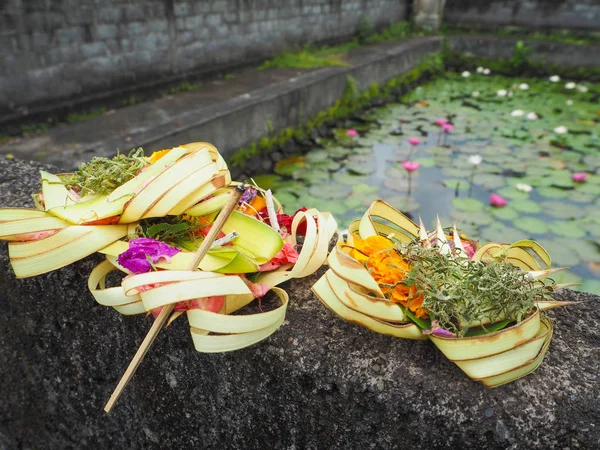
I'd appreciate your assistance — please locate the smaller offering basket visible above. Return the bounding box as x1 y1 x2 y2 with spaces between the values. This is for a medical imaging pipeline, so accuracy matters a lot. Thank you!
313 200 572 387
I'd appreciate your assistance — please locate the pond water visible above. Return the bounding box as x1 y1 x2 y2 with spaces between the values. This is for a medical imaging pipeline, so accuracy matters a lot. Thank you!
252 72 600 294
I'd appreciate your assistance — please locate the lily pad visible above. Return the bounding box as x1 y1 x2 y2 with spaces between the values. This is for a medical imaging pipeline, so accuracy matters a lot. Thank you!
550 221 587 238
344 196 364 210
491 206 519 221
536 239 582 267
496 187 529 200
308 183 351 199
451 198 485 212
577 279 600 295
539 201 587 220
386 196 420 213
472 173 506 190
346 161 376 175
332 171 369 185
251 174 282 190
414 157 436 168
536 186 570 199
305 150 330 163
480 224 528 243
442 179 470 190
513 217 549 235
510 199 542 214
352 183 379 195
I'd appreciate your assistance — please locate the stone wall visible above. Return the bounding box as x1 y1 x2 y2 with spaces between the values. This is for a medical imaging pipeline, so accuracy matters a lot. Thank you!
0 0 408 121
444 0 600 31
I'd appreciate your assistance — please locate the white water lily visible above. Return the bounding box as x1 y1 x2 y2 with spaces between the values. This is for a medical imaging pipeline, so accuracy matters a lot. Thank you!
472 91 480 97
519 83 529 90
468 154 483 166
577 85 588 93
461 71 470 78
511 110 524 117
549 75 560 82
554 126 568 134
497 89 507 97
483 68 491 75
516 183 533 193
526 112 538 120
476 67 484 73
566 99 574 106
565 82 576 89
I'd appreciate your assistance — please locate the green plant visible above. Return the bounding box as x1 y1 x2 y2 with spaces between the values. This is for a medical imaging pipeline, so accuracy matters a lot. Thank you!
66 108 107 124
20 123 49 136
508 40 532 73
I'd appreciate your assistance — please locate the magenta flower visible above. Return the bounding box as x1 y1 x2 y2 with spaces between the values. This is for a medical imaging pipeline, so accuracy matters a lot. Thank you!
117 238 181 273
572 172 588 183
442 123 454 133
408 137 421 146
435 118 448 127
422 321 455 338
489 193 508 207
402 161 420 172
346 129 357 137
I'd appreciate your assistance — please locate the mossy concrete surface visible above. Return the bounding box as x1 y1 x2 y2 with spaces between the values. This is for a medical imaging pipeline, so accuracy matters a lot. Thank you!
1 154 599 449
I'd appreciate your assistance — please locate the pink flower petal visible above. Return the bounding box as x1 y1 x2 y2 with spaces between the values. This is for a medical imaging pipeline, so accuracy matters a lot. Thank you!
442 123 454 133
346 129 357 137
408 137 421 146
401 161 420 172
489 193 508 207
435 118 448 126
572 172 588 182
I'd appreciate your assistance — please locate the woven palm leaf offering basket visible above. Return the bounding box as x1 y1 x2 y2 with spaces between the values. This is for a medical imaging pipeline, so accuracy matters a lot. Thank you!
313 200 573 387
0 142 337 409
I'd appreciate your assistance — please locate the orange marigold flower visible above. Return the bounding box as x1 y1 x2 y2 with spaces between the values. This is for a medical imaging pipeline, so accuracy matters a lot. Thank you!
148 149 171 163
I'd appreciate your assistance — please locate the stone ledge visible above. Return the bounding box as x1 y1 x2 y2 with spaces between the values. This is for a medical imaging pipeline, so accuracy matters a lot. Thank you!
1 157 599 449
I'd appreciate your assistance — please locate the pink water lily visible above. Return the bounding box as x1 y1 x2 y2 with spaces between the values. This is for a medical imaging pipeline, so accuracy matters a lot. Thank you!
402 161 420 172
572 172 588 182
442 123 454 133
346 129 357 137
489 193 508 207
117 238 181 273
435 118 448 126
408 137 421 146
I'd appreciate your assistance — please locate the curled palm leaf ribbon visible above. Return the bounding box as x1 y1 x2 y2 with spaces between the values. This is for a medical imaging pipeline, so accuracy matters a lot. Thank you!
313 200 571 387
0 143 337 352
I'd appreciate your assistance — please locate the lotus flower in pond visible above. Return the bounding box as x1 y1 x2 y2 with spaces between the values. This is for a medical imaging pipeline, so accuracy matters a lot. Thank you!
526 112 538 120
402 161 420 172
511 110 524 117
346 129 357 137
489 193 508 207
549 75 560 82
435 118 448 126
572 173 588 183
408 137 421 146
577 85 588 93
519 83 529 90
516 183 533 193
554 126 568 134
442 123 454 133
497 89 508 97
461 71 470 78
468 155 483 166
565 82 576 89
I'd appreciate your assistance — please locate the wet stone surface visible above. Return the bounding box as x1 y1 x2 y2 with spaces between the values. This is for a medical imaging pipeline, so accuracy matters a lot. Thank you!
1 157 599 449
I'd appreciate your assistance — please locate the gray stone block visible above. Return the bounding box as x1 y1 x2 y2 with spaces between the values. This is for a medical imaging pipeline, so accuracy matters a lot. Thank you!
205 13 221 27
81 42 108 59
97 7 122 23
146 19 167 33
96 24 118 40
124 4 145 22
173 2 190 17
53 26 85 46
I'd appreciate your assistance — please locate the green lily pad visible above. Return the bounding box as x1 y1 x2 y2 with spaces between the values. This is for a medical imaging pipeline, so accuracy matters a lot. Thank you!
480 224 528 244
251 174 282 190
564 238 600 263
510 199 542 214
550 221 587 238
305 150 330 163
514 217 549 235
491 207 520 221
294 169 330 183
568 191 597 203
346 161 376 175
452 211 493 227
496 187 529 200
451 198 485 212
332 171 369 185
550 270 583 286
539 201 587 220
327 146 352 158
414 157 436 168
536 239 582 267
308 183 351 199
386 196 420 213
537 186 570 199
575 183 600 195
383 178 411 192
344 196 364 210
472 173 506 190
442 179 470 190
442 167 472 178
352 183 379 195
274 161 304 176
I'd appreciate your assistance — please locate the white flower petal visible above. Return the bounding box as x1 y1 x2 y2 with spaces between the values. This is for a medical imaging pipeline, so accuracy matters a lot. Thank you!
461 71 470 78
526 112 538 120
468 155 483 165
565 82 576 89
566 99 574 106
577 85 588 93
472 91 480 97
554 126 568 134
483 68 491 75
549 75 560 82
497 89 507 97
511 109 524 117
519 83 529 90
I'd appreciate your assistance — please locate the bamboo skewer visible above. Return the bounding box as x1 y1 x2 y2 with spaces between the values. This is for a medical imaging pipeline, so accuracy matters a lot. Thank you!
104 183 246 413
